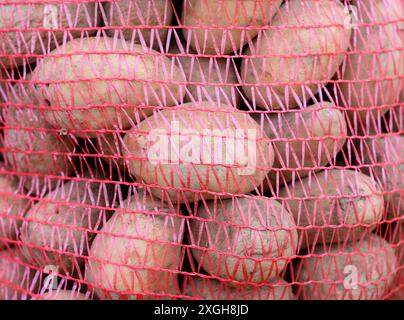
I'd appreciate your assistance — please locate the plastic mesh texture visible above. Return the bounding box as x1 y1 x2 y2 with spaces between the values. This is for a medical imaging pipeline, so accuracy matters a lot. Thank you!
0 0 403 300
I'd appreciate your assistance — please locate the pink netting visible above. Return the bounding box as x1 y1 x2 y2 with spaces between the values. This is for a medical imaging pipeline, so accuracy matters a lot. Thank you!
0 0 403 300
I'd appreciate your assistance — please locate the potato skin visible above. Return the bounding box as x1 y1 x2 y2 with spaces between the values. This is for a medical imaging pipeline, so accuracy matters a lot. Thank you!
253 102 347 188
0 164 31 249
122 102 274 203
295 234 398 300
279 169 384 249
104 0 173 47
0 247 41 300
359 135 403 220
241 0 351 109
170 45 241 107
189 196 298 283
0 0 99 68
182 0 282 55
32 37 185 138
338 0 404 125
85 191 185 300
182 276 295 300
20 172 114 276
2 84 76 195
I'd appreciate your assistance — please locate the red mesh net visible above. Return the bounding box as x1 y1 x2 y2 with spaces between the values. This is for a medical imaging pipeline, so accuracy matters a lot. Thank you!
0 0 403 300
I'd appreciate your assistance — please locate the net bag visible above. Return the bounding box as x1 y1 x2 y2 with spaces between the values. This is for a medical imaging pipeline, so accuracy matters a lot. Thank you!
0 0 403 300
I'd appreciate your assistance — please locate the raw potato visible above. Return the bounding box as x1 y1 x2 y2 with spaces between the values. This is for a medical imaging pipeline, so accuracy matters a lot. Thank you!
359 135 403 220
104 0 174 47
36 289 90 300
2 84 76 195
279 169 385 249
183 276 295 300
0 247 41 300
182 0 283 55
252 102 347 189
338 0 404 125
20 171 114 276
32 37 185 138
0 0 99 68
94 132 126 174
170 45 241 106
189 196 298 283
295 234 398 300
0 164 31 249
122 102 274 203
85 190 185 300
241 0 351 109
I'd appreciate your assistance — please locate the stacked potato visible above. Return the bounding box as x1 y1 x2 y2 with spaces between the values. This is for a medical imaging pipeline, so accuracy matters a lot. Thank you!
0 0 402 300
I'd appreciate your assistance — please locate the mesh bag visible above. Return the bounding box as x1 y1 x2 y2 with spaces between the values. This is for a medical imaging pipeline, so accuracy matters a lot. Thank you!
0 0 403 300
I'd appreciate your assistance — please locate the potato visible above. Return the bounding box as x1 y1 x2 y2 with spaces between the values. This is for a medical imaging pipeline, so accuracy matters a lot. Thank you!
182 0 282 55
358 135 403 220
189 196 298 283
295 234 398 300
0 0 99 68
337 0 404 125
32 37 185 138
0 164 31 249
94 132 126 174
0 246 41 300
252 102 347 189
20 171 114 276
170 45 241 107
241 0 351 109
182 276 295 300
2 84 76 195
279 169 384 249
104 0 173 48
122 102 274 203
85 190 185 300
36 289 90 300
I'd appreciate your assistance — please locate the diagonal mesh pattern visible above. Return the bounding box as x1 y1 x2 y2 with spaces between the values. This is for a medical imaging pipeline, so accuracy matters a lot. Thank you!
0 0 403 300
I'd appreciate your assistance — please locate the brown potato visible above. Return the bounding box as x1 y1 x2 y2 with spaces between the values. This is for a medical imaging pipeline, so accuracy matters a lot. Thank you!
170 45 241 107
85 190 185 300
104 0 174 47
32 37 185 138
0 246 42 300
189 196 298 283
0 164 31 249
241 0 351 109
182 0 283 55
358 135 403 220
122 102 274 203
252 102 347 189
0 0 99 68
337 0 404 126
20 171 114 276
182 276 295 300
279 169 384 249
2 84 76 195
294 233 398 300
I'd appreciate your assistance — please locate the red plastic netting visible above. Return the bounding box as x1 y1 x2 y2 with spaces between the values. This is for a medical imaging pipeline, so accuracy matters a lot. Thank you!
0 0 403 300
